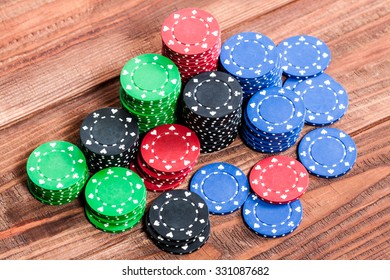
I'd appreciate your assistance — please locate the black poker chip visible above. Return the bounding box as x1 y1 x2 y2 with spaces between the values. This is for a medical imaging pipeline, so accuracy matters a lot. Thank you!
149 222 210 255
79 107 139 172
145 215 209 248
146 189 210 254
181 71 243 153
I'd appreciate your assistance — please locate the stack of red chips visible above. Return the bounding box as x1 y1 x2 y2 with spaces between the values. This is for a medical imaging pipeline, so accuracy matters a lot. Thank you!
161 8 221 83
130 124 200 192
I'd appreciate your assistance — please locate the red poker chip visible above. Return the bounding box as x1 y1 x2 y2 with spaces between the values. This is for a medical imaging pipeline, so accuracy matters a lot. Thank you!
249 155 309 204
138 148 196 177
130 162 185 192
173 56 219 66
161 8 220 55
176 57 219 67
161 8 221 82
163 50 220 64
140 124 200 173
162 42 221 59
179 63 218 72
136 154 194 182
144 177 185 192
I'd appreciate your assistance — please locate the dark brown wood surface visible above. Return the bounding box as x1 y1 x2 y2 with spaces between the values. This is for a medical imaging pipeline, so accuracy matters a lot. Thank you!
0 0 389 260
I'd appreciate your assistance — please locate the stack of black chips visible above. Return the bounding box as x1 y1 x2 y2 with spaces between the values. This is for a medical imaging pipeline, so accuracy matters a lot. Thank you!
145 189 210 255
181 71 243 153
79 107 139 173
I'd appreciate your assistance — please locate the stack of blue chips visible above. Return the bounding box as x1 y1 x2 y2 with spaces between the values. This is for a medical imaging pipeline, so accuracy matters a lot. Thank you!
241 87 306 153
220 32 282 103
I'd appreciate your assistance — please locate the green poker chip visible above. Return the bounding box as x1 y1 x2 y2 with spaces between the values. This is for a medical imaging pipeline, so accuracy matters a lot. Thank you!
119 54 181 133
85 206 144 233
88 203 145 225
86 197 146 222
120 54 181 102
27 141 88 191
120 97 177 133
27 181 75 205
26 141 89 205
85 167 146 218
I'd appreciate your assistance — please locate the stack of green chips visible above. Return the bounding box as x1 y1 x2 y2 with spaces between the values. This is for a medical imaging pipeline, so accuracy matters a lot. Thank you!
26 141 89 205
119 53 181 133
84 167 146 233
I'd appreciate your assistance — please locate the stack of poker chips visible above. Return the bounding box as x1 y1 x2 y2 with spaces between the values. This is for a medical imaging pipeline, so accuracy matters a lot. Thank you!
161 8 221 83
119 54 181 133
190 162 250 215
241 87 305 153
242 155 308 237
79 107 139 173
145 189 210 254
84 167 146 233
220 32 282 102
131 124 200 192
181 71 243 153
26 141 89 205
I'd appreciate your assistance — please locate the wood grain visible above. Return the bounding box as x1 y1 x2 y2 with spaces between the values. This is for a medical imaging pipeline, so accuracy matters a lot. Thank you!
0 0 389 260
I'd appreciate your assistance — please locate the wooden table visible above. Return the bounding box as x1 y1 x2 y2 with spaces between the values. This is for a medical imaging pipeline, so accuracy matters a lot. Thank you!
0 0 389 260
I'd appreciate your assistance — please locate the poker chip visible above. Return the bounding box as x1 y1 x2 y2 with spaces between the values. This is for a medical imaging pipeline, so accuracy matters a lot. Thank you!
220 32 282 102
26 141 89 205
298 128 357 178
132 124 200 192
241 87 305 153
129 161 191 193
284 73 349 126
79 107 139 173
161 8 221 83
146 189 210 254
181 71 243 153
84 167 146 233
249 156 309 204
190 162 250 215
278 35 331 78
119 54 181 133
242 193 303 238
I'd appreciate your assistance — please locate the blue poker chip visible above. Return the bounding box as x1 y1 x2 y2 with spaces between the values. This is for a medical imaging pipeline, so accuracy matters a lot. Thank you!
285 73 348 126
298 128 357 178
246 87 306 135
278 35 331 78
220 32 279 79
241 129 299 149
220 32 283 101
283 76 302 91
190 162 250 215
241 123 299 145
242 194 303 238
241 135 296 154
243 109 304 139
